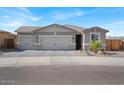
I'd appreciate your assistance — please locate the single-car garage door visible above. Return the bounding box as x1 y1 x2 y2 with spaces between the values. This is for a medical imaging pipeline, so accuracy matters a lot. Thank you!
40 36 74 50
20 37 34 49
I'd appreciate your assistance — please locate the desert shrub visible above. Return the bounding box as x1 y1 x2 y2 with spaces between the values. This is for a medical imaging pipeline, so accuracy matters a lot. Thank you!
90 40 101 54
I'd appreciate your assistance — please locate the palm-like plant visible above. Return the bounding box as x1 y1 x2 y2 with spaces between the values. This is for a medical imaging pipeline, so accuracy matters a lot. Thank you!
90 40 101 54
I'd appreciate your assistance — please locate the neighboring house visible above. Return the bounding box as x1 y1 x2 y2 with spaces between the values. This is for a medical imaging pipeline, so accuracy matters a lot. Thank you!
0 30 16 49
16 24 109 50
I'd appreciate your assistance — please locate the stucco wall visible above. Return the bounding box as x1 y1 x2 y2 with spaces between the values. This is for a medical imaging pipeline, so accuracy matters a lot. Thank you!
17 25 77 50
0 32 16 48
83 29 107 50
17 25 107 50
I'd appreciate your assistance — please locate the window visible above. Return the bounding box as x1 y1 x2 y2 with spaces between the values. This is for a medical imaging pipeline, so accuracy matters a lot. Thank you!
34 35 40 44
90 33 100 41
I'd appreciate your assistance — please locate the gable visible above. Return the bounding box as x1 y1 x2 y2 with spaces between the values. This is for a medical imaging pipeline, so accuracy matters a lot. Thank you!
34 24 78 33
83 27 109 33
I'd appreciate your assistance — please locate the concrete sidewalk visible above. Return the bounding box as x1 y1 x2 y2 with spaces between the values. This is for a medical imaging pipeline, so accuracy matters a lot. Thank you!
0 56 124 67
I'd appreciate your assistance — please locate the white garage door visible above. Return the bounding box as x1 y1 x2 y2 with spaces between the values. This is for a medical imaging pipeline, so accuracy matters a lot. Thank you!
20 37 34 49
40 36 73 50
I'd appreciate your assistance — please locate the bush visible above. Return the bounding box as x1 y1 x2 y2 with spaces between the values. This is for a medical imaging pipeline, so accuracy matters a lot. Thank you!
90 40 101 54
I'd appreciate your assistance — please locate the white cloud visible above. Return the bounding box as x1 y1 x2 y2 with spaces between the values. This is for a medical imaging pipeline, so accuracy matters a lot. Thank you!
51 9 85 20
29 16 42 21
49 8 102 21
17 7 42 22
0 7 42 22
0 7 43 31
108 20 124 26
102 20 124 29
100 20 124 36
2 15 11 18
18 7 32 15
0 21 23 28
5 20 23 27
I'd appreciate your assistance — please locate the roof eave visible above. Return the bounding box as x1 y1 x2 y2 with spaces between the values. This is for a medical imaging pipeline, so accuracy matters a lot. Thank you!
15 26 22 33
83 27 109 33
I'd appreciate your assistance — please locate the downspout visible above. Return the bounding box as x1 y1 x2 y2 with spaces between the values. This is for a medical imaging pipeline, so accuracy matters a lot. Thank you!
82 32 85 51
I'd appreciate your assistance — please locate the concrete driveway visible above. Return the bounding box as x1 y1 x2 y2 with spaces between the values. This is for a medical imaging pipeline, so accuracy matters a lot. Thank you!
1 50 124 58
0 50 83 58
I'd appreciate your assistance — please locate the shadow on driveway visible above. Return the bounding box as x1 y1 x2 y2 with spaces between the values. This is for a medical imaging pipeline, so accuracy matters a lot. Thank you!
0 49 24 52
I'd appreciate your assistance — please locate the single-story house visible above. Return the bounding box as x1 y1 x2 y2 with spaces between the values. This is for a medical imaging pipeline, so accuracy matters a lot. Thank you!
0 30 16 49
16 24 109 50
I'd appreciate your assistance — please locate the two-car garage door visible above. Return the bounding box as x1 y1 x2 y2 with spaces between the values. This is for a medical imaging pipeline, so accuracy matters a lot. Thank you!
19 36 74 50
40 36 73 50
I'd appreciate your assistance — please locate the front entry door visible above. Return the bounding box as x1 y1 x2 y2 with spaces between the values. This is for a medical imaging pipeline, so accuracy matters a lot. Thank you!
76 35 82 50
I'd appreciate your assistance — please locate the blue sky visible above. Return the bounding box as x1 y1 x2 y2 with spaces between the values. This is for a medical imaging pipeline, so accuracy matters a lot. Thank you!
0 7 124 36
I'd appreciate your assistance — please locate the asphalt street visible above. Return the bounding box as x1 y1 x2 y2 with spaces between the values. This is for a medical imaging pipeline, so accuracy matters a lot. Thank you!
0 65 124 85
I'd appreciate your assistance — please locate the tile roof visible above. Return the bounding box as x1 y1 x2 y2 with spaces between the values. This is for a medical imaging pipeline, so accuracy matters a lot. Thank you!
0 29 10 33
15 24 86 33
0 29 16 37
83 26 109 32
63 24 86 32
15 24 108 33
15 26 42 33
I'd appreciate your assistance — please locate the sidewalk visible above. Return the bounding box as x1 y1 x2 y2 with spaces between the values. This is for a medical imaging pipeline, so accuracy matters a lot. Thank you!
0 56 124 67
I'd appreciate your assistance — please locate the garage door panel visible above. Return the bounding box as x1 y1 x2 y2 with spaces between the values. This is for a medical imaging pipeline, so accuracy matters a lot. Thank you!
40 36 74 50
40 37 55 50
20 37 34 49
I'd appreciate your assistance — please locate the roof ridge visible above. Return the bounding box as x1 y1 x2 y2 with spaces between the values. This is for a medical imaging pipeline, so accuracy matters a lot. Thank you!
0 29 10 33
64 24 83 27
21 25 42 27
64 24 87 29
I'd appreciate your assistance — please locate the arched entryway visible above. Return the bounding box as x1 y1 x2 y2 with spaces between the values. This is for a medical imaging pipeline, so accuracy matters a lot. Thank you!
4 39 15 49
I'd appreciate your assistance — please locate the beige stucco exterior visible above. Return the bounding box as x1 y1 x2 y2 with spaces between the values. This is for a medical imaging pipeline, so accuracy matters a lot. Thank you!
0 32 16 48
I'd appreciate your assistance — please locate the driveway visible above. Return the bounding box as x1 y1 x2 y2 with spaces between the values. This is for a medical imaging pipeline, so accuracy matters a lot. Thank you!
0 50 83 58
1 49 124 58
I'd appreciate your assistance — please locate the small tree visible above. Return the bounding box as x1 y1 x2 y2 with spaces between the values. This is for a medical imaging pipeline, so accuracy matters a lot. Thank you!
90 40 101 54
